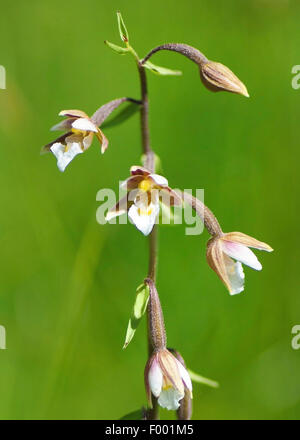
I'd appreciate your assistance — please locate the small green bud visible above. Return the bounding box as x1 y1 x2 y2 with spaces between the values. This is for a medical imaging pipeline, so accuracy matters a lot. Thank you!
117 11 129 43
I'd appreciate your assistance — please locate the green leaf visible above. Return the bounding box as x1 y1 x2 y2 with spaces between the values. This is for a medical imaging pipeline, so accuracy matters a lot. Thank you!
188 369 219 388
101 102 140 129
117 11 129 43
104 40 129 55
119 408 145 420
144 61 182 76
123 283 150 349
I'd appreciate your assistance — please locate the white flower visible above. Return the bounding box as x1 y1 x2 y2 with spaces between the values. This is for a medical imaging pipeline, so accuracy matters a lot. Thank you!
43 109 108 172
145 349 192 411
106 166 182 236
206 231 273 295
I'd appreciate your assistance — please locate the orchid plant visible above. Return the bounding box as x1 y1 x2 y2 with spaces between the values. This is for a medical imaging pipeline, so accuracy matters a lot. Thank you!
43 12 273 420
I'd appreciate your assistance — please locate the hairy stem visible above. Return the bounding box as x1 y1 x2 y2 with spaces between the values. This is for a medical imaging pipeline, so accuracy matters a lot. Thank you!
141 43 208 66
135 57 159 420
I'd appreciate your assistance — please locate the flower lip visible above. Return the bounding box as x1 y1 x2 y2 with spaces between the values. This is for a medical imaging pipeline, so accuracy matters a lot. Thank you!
128 201 159 236
50 141 83 172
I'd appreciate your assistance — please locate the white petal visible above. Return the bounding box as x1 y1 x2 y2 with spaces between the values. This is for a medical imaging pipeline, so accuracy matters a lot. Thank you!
148 359 163 397
128 202 159 236
71 118 98 133
176 359 192 392
225 259 245 295
158 387 184 411
150 173 168 186
50 142 83 172
222 241 262 271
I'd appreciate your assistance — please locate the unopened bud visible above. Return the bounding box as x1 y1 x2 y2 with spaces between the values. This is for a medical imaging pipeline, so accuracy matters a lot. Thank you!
200 61 249 97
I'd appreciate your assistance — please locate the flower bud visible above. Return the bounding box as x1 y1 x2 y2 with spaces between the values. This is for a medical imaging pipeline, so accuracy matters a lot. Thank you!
200 61 249 97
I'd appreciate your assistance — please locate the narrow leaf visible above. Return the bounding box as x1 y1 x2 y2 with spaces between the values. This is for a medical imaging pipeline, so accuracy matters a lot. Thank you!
123 284 150 349
117 11 129 43
104 40 129 55
144 60 182 76
188 369 219 388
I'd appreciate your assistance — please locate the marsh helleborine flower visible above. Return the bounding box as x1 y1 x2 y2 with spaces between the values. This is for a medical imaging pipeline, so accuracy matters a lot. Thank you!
44 109 108 172
206 231 273 295
106 166 182 236
145 348 192 411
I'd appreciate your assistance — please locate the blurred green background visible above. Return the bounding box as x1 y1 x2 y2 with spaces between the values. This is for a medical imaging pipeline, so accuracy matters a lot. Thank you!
0 0 299 420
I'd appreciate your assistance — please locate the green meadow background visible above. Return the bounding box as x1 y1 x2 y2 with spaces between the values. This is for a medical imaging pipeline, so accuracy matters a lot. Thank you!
0 0 299 420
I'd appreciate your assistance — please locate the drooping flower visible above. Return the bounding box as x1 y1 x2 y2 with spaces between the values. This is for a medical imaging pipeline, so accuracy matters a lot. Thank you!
105 166 182 236
43 109 108 172
145 348 192 411
206 231 273 295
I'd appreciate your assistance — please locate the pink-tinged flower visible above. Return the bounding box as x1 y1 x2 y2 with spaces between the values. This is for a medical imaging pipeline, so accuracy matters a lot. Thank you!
43 109 108 172
105 166 182 236
145 349 192 411
206 231 273 295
